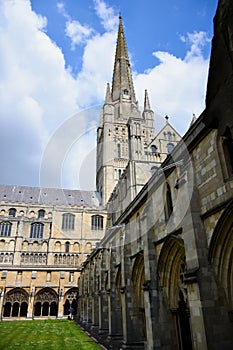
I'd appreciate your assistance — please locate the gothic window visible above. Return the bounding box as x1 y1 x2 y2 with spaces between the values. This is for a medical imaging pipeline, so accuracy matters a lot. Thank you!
91 215 103 230
62 213 75 230
0 222 12 236
165 183 173 221
167 132 172 141
117 143 121 158
221 127 233 178
9 208 16 217
30 223 44 239
151 145 157 154
118 169 122 179
167 143 174 154
38 209 45 219
65 242 70 253
151 166 158 175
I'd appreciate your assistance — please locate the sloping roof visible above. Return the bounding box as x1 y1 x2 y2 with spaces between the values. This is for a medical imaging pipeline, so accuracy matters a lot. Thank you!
0 185 101 208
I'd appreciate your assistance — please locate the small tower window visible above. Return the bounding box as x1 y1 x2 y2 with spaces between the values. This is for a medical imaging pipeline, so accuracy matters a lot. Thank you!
38 209 45 219
118 169 122 179
167 143 174 154
151 145 157 154
9 208 16 217
65 242 70 253
167 132 172 141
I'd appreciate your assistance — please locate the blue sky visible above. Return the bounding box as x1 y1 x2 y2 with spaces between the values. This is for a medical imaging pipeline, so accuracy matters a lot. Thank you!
0 0 218 190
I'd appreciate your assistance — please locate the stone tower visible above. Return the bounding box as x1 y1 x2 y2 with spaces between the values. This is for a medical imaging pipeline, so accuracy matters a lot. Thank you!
96 17 157 205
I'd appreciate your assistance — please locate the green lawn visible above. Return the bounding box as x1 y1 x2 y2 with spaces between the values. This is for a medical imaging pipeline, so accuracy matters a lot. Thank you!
0 319 101 350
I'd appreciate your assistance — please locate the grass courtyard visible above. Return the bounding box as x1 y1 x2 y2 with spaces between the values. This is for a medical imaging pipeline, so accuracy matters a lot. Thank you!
0 319 101 350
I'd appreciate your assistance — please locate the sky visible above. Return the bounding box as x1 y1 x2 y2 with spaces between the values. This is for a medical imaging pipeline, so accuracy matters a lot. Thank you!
0 0 218 191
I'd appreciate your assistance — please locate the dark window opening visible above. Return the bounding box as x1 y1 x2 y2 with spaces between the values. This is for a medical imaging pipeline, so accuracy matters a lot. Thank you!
9 208 16 217
38 209 45 219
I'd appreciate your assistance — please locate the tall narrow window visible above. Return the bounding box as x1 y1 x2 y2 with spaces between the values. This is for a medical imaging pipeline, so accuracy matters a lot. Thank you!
38 209 45 219
165 183 173 221
0 222 12 237
118 169 122 179
30 223 44 239
167 132 172 141
117 143 121 158
91 215 103 230
65 242 70 253
62 214 75 230
9 208 16 217
222 127 233 177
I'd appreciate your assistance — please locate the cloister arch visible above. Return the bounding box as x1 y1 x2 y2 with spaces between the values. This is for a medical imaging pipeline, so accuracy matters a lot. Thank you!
158 235 192 350
63 287 78 316
131 254 146 342
34 288 58 317
3 288 29 318
208 200 233 319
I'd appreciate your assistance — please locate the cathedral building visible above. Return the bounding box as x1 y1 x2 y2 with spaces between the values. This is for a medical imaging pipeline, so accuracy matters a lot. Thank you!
0 16 179 321
1 0 233 349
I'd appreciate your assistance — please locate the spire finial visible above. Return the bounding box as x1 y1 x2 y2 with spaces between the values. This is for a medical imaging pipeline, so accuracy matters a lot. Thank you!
105 83 111 103
144 89 151 110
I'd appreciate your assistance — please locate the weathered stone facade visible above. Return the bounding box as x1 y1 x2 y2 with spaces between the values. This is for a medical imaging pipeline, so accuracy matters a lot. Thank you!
78 1 233 349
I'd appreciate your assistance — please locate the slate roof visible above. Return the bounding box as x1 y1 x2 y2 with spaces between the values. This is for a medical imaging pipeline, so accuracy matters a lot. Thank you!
0 185 101 208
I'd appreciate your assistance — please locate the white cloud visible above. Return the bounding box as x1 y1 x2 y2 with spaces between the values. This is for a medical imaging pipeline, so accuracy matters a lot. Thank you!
0 0 211 190
93 0 118 31
134 33 210 134
66 20 93 48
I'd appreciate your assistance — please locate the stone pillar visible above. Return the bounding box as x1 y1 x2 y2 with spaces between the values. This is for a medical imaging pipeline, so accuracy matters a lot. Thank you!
58 294 64 318
0 289 5 320
108 248 123 341
27 290 35 319
120 231 145 350
98 250 108 334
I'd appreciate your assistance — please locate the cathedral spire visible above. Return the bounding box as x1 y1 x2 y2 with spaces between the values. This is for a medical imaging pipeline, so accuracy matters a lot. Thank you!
105 83 111 103
144 89 151 110
111 16 136 102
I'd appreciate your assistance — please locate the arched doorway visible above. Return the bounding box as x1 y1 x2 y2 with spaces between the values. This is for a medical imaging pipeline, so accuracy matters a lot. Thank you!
3 288 29 318
63 288 78 316
34 288 58 318
131 254 146 343
158 235 193 350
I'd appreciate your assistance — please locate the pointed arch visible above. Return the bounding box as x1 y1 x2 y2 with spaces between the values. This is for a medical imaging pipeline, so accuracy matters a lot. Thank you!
3 288 29 318
208 200 233 312
63 287 79 316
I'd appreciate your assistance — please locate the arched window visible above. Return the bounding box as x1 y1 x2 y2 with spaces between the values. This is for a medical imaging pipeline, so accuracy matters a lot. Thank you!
221 127 233 178
62 213 75 230
9 208 16 217
117 143 121 158
118 169 122 179
38 209 45 219
167 143 174 154
30 223 44 239
167 132 172 141
65 242 70 253
0 222 12 237
91 215 103 230
151 145 157 154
